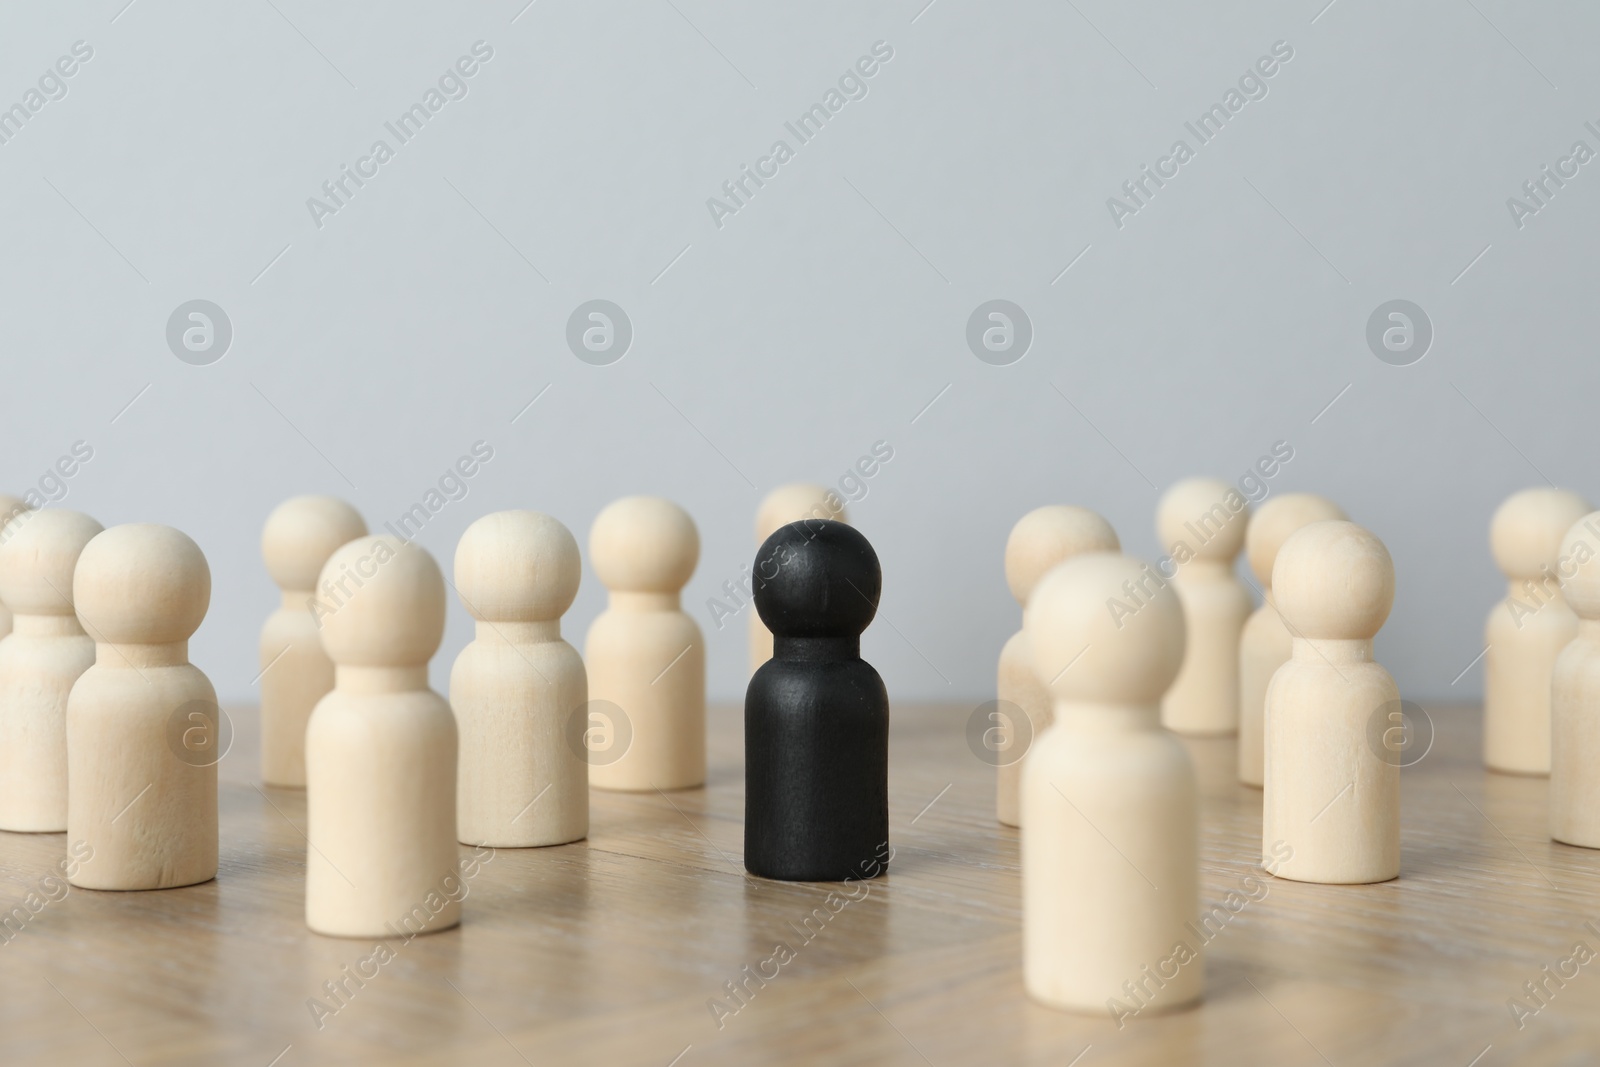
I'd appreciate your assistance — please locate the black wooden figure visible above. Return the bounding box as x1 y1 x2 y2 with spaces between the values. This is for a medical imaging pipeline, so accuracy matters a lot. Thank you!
745 519 889 882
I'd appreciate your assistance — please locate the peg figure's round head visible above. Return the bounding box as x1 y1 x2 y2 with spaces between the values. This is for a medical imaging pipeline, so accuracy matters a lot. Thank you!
1491 488 1589 582
1246 493 1347 588
753 520 880 638
1273 520 1393 640
1558 513 1600 621
1024 552 1185 705
316 535 444 666
455 510 580 623
1004 506 1120 606
1157 477 1248 563
756 483 846 542
589 496 699 595
0 510 104 618
262 495 367 593
74 524 211 645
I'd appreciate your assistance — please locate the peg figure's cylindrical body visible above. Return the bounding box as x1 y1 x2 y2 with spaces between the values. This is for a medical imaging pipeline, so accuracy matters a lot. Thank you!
1238 493 1346 787
995 506 1119 826
1262 521 1399 884
305 536 460 937
1483 488 1589 776
745 520 888 882
67 524 218 890
451 511 588 848
1549 512 1600 846
1022 552 1200 1015
585 497 705 792
1156 479 1251 737
260 495 367 788
0 509 103 831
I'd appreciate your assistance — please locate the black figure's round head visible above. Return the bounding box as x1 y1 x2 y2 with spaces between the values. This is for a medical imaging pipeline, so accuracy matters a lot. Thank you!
753 519 880 638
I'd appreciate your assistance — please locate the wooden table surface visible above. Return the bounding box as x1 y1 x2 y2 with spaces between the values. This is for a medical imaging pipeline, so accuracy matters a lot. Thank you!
0 701 1595 1066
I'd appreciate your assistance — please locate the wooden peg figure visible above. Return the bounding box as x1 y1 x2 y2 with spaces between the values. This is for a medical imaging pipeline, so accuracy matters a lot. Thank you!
1156 478 1252 736
260 495 367 787
1263 521 1399 883
996 506 1119 827
1022 552 1200 1014
1485 488 1589 775
0 509 104 831
746 520 888 882
451 511 587 847
750 484 847 675
1238 493 1346 787
67 524 219 890
305 536 459 937
1549 511 1600 846
585 496 705 792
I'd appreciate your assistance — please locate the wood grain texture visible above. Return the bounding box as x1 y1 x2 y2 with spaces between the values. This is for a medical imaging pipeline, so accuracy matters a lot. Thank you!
0 700 1591 1065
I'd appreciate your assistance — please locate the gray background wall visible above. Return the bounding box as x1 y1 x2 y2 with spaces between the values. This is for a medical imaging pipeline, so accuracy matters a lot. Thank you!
0 0 1594 709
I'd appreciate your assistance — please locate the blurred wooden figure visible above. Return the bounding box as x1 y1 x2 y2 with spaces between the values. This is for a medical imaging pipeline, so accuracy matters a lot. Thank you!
995 506 1119 827
749 484 847 675
1263 521 1399 884
0 509 103 831
1022 552 1201 1014
260 496 367 787
68 524 219 890
1238 493 1346 787
585 497 705 792
451 511 588 847
1549 511 1600 846
1157 478 1252 736
1485 488 1589 775
306 536 459 937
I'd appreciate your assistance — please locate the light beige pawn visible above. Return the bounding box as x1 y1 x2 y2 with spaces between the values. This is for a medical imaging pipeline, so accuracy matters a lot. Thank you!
451 511 588 847
305 536 458 937
260 496 367 788
585 496 705 792
1485 488 1590 775
1263 521 1399 884
750 484 848 674
0 496 35 637
0 510 104 831
996 506 1120 827
67 525 218 890
1156 478 1252 736
1549 512 1600 846
1238 493 1346 787
1022 552 1200 1015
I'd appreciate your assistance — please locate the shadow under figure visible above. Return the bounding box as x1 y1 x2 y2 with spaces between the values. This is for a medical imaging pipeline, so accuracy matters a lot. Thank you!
744 519 888 882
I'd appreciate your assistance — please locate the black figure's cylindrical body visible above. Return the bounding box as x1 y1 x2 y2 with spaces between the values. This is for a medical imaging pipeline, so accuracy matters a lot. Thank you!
744 520 889 882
